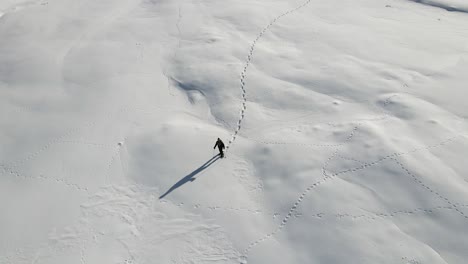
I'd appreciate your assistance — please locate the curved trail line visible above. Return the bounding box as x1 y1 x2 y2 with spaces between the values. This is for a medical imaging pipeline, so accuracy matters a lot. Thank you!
320 94 395 177
0 164 90 193
301 204 468 222
225 0 313 153
244 136 344 148
240 94 397 151
240 133 464 262
0 105 177 171
391 157 468 220
240 124 358 263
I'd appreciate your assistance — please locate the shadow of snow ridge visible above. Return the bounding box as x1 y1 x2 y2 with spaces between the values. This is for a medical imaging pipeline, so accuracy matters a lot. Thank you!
408 0 468 13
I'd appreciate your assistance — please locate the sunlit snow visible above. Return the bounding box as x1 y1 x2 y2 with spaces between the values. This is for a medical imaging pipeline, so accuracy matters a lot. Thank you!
1 0 468 263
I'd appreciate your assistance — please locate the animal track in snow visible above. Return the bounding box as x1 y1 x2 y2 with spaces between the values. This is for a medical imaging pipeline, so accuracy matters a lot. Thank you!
321 125 359 176
0 105 176 185
198 204 264 215
105 144 125 185
164 6 184 97
241 132 464 261
1 120 99 169
225 0 314 154
241 124 359 259
329 134 463 177
336 154 366 164
295 204 468 222
321 94 399 176
0 164 90 193
0 104 137 169
238 12 404 264
402 256 422 264
243 136 345 148
240 95 398 150
392 157 468 220
172 196 269 216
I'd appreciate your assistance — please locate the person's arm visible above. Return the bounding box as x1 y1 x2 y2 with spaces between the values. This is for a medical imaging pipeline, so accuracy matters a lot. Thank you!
214 142 218 149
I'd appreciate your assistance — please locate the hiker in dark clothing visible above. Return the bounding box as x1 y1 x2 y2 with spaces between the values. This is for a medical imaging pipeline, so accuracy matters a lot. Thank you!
213 138 225 158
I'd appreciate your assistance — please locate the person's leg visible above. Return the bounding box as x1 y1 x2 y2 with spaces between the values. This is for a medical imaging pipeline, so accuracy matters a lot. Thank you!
218 147 224 158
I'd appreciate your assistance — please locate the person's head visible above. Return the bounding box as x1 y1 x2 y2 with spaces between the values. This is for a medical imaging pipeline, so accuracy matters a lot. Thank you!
217 138 220 141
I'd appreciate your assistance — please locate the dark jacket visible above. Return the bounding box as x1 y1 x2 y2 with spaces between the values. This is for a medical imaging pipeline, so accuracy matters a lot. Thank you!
214 139 225 150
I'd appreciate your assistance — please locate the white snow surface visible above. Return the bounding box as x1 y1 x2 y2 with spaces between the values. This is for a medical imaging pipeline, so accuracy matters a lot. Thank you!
1 0 468 263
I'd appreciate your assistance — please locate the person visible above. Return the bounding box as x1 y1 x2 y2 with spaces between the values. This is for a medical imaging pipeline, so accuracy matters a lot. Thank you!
213 138 225 158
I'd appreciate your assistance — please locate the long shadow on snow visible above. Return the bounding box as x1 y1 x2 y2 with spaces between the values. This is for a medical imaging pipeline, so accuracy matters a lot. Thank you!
159 155 221 199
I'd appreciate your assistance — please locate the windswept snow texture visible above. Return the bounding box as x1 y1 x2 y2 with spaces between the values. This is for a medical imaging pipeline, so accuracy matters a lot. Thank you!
1 0 468 263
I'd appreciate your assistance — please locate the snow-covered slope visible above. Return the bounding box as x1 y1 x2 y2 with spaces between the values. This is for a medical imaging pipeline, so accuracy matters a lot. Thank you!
1 0 468 263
